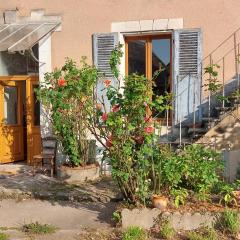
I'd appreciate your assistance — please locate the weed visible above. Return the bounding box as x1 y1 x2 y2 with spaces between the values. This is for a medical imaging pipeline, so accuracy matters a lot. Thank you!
187 227 218 240
22 222 57 234
159 219 175 239
170 188 188 208
122 226 147 240
187 231 205 240
112 211 121 224
219 184 237 206
0 232 8 240
215 209 240 234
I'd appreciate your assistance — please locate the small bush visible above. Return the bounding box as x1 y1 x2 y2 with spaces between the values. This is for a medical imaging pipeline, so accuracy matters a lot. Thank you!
159 219 175 239
0 232 8 240
122 226 147 240
215 209 240 234
22 222 57 234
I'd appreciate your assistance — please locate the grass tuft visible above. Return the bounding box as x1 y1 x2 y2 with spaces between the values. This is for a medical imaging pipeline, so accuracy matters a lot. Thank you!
122 226 147 240
187 227 218 240
159 219 175 239
215 209 240 234
22 222 57 235
0 232 8 240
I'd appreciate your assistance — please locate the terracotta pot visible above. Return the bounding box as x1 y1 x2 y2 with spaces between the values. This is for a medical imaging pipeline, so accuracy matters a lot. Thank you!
232 190 240 202
151 194 168 210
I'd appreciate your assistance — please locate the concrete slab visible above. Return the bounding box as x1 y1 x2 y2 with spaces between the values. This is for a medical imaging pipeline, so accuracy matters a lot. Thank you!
0 199 115 230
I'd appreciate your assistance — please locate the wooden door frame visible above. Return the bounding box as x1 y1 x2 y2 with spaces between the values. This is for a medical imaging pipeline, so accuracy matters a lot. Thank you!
125 34 173 125
26 76 40 164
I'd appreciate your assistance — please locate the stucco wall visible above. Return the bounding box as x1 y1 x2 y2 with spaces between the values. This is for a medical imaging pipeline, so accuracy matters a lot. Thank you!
0 0 240 69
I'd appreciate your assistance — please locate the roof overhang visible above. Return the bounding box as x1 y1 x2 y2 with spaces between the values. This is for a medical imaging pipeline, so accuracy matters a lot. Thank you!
0 22 60 53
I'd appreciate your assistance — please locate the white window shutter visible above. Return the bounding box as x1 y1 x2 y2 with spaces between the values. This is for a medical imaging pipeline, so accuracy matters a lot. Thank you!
92 33 119 112
173 29 202 125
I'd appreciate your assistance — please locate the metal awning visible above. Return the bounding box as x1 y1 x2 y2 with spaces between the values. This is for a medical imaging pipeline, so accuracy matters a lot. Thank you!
0 22 60 52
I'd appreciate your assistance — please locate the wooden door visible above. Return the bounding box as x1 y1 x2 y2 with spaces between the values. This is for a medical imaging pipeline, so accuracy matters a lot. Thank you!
0 80 24 163
26 76 41 164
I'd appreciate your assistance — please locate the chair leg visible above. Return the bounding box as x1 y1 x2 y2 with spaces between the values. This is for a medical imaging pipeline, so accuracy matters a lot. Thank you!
50 158 54 177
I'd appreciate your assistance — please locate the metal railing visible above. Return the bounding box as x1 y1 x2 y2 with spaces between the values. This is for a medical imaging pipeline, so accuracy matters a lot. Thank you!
161 27 240 145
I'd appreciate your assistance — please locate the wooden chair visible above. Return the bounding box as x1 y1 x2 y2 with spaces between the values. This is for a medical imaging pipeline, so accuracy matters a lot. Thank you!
32 136 57 177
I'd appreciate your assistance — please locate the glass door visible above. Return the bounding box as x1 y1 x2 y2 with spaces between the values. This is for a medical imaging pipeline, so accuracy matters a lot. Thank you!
125 34 172 124
0 80 24 163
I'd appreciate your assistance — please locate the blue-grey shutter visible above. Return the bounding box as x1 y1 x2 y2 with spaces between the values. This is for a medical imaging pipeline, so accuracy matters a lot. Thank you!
173 29 202 125
92 33 119 112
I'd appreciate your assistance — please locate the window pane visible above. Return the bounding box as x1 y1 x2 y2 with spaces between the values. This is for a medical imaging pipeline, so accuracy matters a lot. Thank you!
152 39 171 118
33 85 40 126
4 86 18 125
128 40 146 75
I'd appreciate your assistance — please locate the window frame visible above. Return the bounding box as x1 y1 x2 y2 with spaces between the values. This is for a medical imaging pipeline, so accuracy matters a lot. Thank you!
125 33 173 125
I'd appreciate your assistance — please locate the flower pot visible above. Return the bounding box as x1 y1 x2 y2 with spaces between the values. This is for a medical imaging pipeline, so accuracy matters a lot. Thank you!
151 195 168 210
57 163 100 183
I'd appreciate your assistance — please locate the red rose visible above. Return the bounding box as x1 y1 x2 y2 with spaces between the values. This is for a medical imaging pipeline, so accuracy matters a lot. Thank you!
112 104 120 113
145 126 154 134
58 78 66 87
104 79 111 87
101 113 108 122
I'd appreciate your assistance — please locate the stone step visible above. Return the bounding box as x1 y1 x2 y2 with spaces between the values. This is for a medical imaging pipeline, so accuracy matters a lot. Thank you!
202 117 220 123
188 128 207 135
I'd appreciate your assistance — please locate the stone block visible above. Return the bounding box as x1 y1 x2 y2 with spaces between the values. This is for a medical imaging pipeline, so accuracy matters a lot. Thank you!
121 208 219 231
125 21 141 32
153 19 169 31
140 20 153 31
121 208 161 229
167 18 184 29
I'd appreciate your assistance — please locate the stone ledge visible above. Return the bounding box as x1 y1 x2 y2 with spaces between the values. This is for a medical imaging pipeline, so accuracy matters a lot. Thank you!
121 208 223 230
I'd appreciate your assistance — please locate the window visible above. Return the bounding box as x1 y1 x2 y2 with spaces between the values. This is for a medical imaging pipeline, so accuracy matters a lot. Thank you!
4 86 18 125
125 34 172 123
33 85 40 126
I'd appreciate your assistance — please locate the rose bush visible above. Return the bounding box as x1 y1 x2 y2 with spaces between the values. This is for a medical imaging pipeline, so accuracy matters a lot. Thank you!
36 58 98 166
87 45 172 204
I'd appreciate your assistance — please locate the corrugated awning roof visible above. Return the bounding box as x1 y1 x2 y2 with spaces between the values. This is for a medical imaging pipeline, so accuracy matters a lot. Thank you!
0 22 60 52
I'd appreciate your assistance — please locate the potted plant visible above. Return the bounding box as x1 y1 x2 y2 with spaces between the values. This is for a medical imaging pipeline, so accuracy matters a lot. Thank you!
36 58 100 182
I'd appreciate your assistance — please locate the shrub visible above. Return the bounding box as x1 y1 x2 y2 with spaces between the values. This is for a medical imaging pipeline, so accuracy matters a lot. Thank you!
88 44 171 204
159 219 175 239
215 209 240 234
122 226 147 240
36 58 98 166
153 144 223 199
22 222 57 234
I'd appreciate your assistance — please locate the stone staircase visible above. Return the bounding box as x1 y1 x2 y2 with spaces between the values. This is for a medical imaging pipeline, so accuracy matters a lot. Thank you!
175 26 240 148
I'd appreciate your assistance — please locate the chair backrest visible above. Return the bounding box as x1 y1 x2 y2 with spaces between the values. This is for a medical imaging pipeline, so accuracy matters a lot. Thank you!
42 136 57 157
